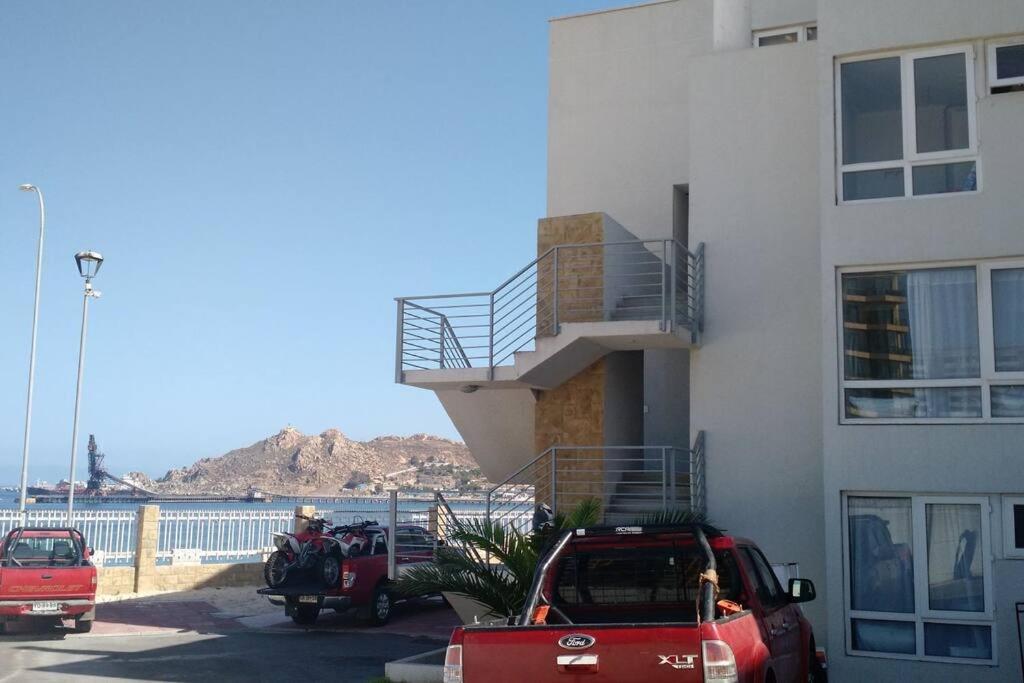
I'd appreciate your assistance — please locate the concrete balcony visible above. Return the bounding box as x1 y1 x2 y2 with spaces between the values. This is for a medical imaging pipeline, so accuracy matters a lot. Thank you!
395 237 704 392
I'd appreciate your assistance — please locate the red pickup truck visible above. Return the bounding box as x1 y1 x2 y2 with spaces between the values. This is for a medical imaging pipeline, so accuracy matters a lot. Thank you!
443 524 826 683
0 527 97 634
258 523 439 626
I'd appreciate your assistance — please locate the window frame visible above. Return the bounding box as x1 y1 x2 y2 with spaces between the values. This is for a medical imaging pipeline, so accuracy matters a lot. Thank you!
837 257 1024 424
842 492 997 665
987 36 1024 88
1002 495 1024 559
753 24 816 48
835 44 979 204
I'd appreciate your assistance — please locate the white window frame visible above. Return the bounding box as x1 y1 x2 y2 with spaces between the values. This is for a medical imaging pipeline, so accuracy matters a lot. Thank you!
1003 496 1024 559
837 257 1024 424
987 36 1024 88
842 493 997 665
835 44 979 204
753 24 816 47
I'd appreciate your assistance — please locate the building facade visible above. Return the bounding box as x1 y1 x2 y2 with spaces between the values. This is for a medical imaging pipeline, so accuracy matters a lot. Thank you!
395 1 1024 680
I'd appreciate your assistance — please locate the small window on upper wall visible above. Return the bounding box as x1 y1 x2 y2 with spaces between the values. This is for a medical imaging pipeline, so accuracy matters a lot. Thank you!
837 45 979 202
988 37 1024 91
754 24 816 47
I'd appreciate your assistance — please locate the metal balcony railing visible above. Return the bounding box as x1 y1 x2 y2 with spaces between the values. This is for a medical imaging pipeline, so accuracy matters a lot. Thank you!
395 239 704 381
485 432 706 531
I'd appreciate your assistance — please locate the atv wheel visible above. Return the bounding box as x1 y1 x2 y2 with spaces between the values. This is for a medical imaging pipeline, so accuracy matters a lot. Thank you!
264 551 290 588
291 603 320 626
363 585 392 626
318 554 341 587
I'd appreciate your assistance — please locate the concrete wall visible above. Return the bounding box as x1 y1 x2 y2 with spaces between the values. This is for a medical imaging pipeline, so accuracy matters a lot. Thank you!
97 562 263 598
688 42 825 633
548 0 714 240
436 387 536 483
644 348 690 449
751 0 815 31
817 2 1024 680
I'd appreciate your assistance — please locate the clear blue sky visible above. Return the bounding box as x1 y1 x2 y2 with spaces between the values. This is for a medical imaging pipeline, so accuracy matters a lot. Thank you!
0 1 624 484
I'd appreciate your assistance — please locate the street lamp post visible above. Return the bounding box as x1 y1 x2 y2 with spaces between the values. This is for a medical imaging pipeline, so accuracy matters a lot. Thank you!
17 184 45 521
66 251 103 521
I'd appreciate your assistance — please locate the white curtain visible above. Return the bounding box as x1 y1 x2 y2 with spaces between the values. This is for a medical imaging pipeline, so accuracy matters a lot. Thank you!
992 268 1024 372
906 268 980 379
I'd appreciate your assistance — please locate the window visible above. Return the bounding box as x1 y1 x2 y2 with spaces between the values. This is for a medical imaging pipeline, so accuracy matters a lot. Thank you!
837 46 978 201
1003 496 1024 559
988 37 1024 89
840 260 1024 422
739 547 786 608
844 495 994 664
754 24 816 47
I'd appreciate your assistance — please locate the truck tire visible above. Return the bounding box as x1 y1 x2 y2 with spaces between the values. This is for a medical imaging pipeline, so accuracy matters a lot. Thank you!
362 585 392 626
74 618 93 634
291 603 320 626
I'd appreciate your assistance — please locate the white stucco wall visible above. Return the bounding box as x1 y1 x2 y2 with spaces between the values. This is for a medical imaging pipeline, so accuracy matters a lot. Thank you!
817 1 1024 679
548 0 714 240
688 42 826 632
751 0 816 31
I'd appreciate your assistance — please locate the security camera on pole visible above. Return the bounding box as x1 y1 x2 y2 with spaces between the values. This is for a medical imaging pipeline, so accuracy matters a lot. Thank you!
66 251 103 521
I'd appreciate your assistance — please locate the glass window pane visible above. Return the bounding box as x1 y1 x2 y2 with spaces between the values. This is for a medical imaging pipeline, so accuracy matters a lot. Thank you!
991 386 1024 417
759 32 798 47
852 619 917 654
926 503 985 612
841 58 903 164
842 269 980 380
848 497 915 613
912 162 977 195
914 53 969 154
923 623 992 659
996 43 1024 81
1014 504 1024 550
992 269 1024 372
806 26 817 41
845 387 982 419
843 168 905 201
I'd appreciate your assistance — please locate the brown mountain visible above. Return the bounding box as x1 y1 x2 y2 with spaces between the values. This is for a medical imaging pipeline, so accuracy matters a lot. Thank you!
141 427 482 496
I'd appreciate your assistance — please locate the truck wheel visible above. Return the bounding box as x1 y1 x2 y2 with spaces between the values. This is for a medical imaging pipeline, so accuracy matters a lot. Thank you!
73 618 93 634
264 551 290 588
808 646 827 683
291 603 320 626
365 585 392 626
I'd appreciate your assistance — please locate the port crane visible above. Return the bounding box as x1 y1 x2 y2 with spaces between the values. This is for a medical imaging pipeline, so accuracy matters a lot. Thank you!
85 435 155 496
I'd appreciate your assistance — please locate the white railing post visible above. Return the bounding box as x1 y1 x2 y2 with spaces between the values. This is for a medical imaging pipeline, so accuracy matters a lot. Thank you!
394 299 405 383
552 247 559 335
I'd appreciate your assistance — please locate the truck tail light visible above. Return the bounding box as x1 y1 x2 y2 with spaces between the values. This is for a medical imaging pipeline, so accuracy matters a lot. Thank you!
91 575 97 585
702 639 738 683
342 571 356 588
443 628 464 683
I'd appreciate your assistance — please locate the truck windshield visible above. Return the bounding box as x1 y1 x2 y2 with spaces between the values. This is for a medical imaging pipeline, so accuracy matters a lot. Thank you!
549 544 741 624
2 532 82 567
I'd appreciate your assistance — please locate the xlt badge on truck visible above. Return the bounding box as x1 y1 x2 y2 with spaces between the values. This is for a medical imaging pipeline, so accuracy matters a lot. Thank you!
557 634 596 650
658 654 697 670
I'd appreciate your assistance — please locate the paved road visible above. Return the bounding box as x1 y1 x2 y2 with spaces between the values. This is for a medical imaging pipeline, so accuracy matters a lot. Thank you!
0 628 444 682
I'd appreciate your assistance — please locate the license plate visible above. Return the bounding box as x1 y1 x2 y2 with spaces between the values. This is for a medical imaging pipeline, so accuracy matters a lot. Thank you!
31 601 59 612
298 595 318 604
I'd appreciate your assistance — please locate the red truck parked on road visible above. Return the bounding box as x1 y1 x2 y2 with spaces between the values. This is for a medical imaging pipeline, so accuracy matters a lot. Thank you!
0 527 97 634
443 524 826 683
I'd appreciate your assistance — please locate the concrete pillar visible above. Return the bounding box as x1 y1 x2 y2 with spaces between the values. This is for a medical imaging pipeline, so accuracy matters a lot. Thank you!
713 0 751 51
133 504 160 593
427 505 439 535
294 505 315 533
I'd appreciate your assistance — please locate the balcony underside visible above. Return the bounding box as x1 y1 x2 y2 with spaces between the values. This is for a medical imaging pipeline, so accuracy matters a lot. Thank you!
402 319 694 391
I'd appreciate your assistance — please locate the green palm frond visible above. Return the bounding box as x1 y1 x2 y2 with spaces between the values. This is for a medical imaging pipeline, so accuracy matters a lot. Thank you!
630 508 709 526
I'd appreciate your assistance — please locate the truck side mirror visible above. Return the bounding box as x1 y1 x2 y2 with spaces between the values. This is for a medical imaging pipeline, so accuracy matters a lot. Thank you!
788 578 816 603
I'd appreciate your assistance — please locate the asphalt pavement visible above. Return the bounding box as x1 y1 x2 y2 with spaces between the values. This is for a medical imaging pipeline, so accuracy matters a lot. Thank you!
0 628 444 682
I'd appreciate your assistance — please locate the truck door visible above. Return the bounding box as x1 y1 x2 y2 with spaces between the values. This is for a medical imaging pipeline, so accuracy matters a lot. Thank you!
738 547 800 682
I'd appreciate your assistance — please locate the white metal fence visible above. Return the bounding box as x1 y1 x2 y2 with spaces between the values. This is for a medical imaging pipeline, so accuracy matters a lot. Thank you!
0 509 138 565
156 509 294 563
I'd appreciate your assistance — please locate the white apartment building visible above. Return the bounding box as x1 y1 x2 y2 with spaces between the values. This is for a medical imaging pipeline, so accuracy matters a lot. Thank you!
395 1 1024 680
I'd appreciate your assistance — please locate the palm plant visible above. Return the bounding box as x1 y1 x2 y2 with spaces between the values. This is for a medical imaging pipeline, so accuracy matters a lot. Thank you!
398 499 706 619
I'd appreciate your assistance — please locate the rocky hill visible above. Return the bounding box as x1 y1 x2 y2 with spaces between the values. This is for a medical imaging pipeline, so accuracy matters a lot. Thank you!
131 427 483 496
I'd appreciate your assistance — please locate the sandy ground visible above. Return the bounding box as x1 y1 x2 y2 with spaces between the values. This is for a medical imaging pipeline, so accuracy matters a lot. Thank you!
96 586 282 620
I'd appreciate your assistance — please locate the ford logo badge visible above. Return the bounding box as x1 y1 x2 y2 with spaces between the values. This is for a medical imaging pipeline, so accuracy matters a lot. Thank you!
558 634 596 650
